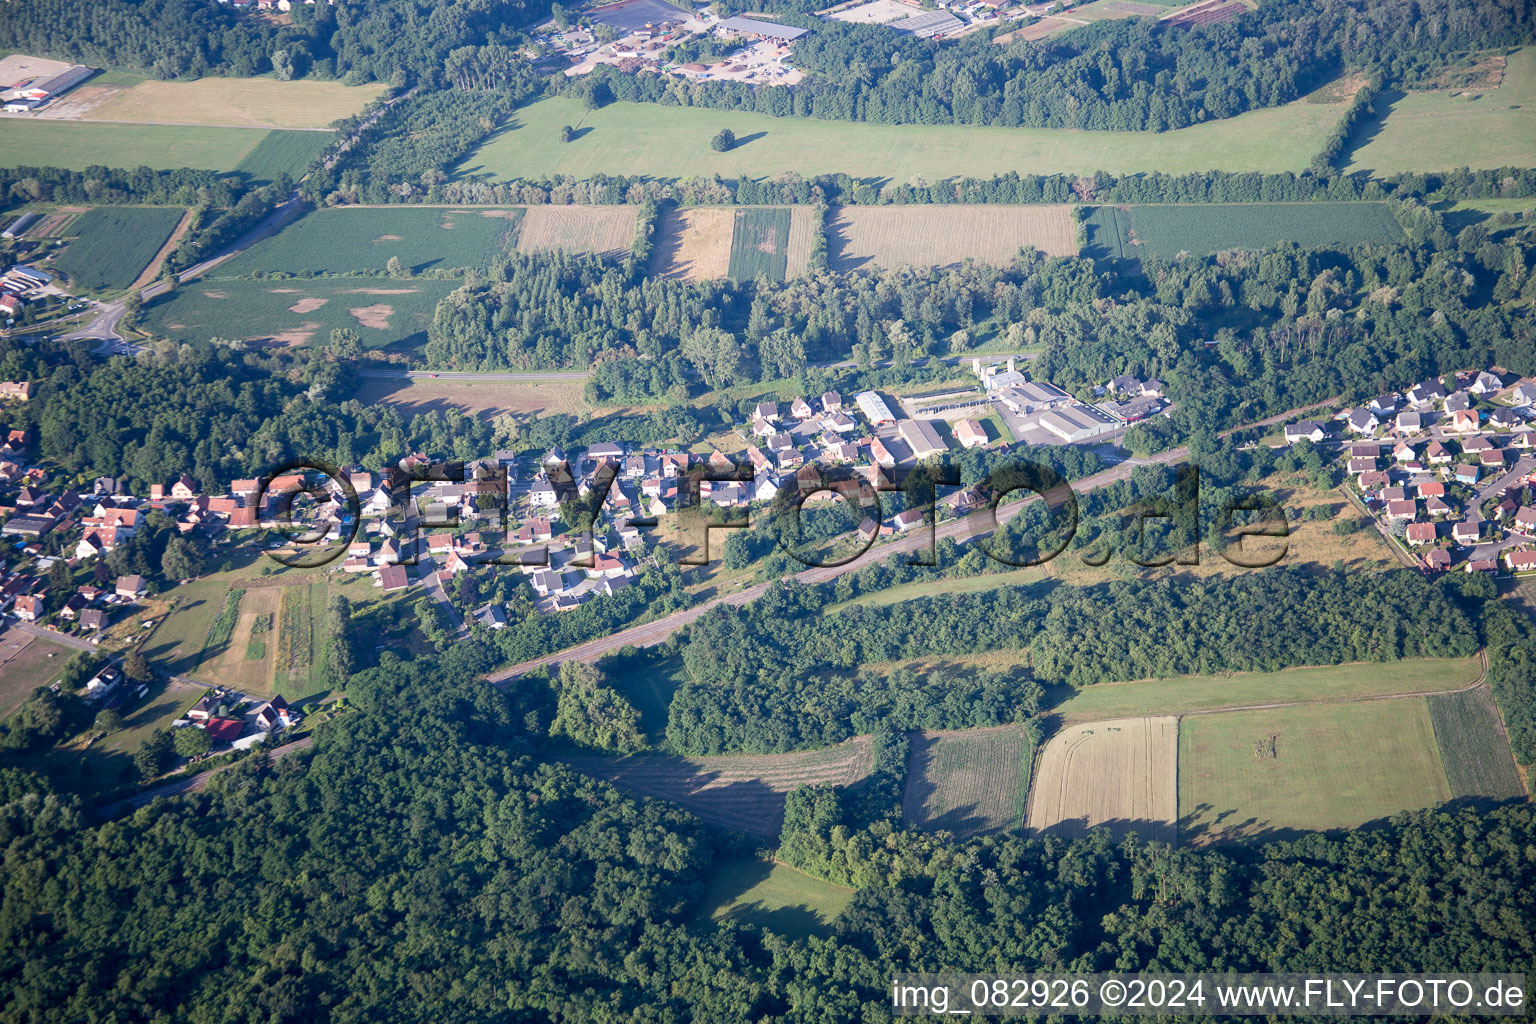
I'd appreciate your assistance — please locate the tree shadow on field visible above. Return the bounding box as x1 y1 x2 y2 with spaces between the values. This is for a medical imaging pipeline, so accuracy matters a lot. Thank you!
1334 88 1406 172
898 731 1001 840
560 753 794 838
730 131 768 149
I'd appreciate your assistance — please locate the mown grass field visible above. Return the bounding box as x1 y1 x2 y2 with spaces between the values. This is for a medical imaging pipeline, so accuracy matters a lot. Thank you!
457 90 1353 183
53 206 184 291
0 119 275 172
1051 657 1483 721
902 723 1033 838
1346 47 1536 174
143 276 460 348
1084 202 1404 262
140 581 237 676
217 207 521 277
727 207 792 282
1427 687 1526 802
233 129 335 183
829 204 1077 271
85 76 384 130
562 737 874 837
0 628 73 722
1178 700 1452 844
700 858 854 939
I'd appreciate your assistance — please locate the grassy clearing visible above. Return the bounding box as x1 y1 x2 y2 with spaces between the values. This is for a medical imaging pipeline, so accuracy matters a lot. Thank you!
830 204 1077 271
457 91 1352 183
1427 687 1525 802
1029 716 1178 842
143 276 460 349
700 858 853 939
1346 48 1536 174
1083 202 1404 263
233 129 335 183
514 204 635 259
218 207 520 277
602 653 691 743
1051 657 1483 721
354 375 590 417
562 737 874 837
53 207 184 292
0 628 73 721
1178 700 1452 844
727 207 792 282
901 723 1033 838
0 119 270 172
85 77 384 130
141 582 237 676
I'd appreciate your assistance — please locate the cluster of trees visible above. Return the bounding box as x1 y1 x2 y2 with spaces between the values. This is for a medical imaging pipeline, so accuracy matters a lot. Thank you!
576 0 1533 131
664 566 1476 753
1 635 1530 1023
0 164 249 208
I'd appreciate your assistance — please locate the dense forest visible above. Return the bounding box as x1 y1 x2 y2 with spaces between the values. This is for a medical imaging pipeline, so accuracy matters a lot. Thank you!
578 0 1535 130
0 648 1531 1023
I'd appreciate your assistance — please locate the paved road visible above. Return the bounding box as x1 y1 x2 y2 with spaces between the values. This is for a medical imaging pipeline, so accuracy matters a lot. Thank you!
99 735 315 817
12 621 98 652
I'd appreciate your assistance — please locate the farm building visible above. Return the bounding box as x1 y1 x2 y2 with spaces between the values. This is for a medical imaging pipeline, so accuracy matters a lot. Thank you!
2 213 39 239
18 64 93 101
897 419 948 459
1040 404 1118 443
715 15 810 41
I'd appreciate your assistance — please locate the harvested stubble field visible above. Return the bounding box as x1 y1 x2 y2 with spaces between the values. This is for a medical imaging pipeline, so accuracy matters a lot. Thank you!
1028 716 1177 842
83 77 384 130
828 205 1078 271
53 206 185 292
1178 700 1452 844
901 723 1033 838
514 204 637 259
1427 687 1525 802
354 376 588 417
562 737 875 837
650 207 736 280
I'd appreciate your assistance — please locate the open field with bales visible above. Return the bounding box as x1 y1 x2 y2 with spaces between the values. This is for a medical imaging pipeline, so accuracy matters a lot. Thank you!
53 206 184 292
0 628 74 722
143 276 460 349
701 858 854 939
456 90 1354 183
1084 201 1403 262
514 204 637 259
217 207 522 277
562 737 875 837
1051 657 1484 722
354 375 589 418
1178 700 1451 844
1028 716 1177 842
81 76 385 130
1427 687 1526 802
1346 48 1536 174
0 119 285 172
901 723 1033 838
829 204 1077 271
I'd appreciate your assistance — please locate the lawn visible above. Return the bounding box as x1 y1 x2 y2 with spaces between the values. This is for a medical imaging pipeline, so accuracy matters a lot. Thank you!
85 76 385 130
53 206 185 292
216 207 522 277
0 119 273 172
1178 699 1453 844
699 858 853 939
1051 656 1483 721
456 90 1353 183
727 207 792 282
1345 47 1536 174
0 628 74 722
1083 202 1404 263
1426 687 1525 802
902 723 1033 838
142 276 461 349
233 130 336 183
140 581 239 677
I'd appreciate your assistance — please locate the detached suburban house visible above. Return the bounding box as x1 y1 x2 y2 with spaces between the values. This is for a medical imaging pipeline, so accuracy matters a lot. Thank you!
1284 421 1326 444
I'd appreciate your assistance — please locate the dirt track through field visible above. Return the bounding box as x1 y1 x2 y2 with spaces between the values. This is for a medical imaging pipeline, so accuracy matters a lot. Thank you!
1028 716 1177 842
